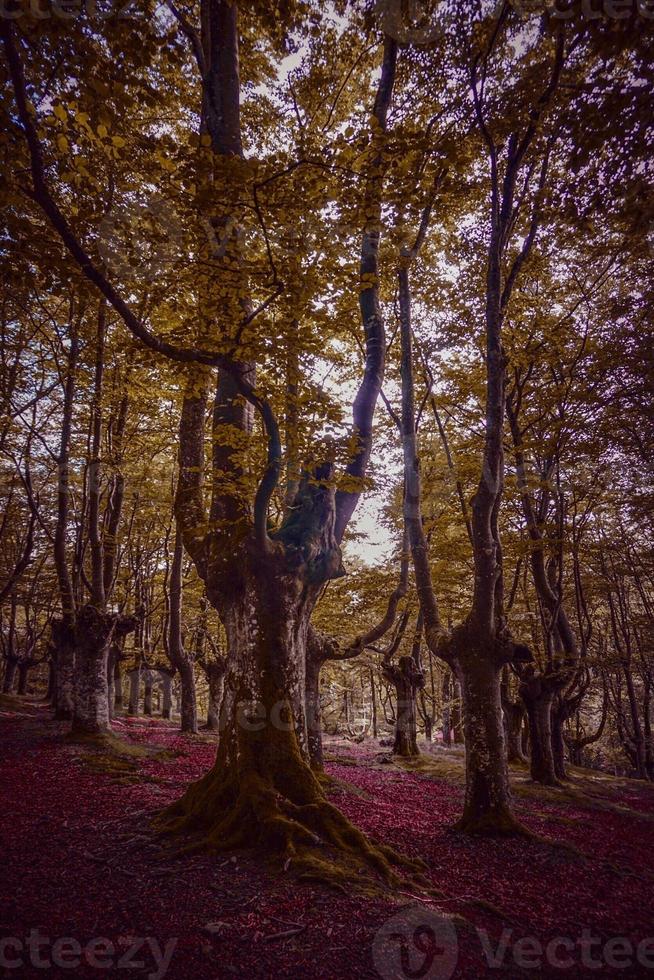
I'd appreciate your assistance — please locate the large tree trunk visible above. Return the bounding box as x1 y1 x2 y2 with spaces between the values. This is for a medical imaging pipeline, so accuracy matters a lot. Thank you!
520 674 559 785
51 618 75 720
455 646 519 834
159 566 409 882
71 606 115 736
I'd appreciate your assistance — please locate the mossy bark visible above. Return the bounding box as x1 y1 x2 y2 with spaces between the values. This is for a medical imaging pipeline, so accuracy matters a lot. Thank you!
455 652 524 835
159 555 418 885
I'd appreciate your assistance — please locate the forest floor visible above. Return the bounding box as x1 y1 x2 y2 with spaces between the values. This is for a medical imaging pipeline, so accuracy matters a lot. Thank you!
2 696 654 979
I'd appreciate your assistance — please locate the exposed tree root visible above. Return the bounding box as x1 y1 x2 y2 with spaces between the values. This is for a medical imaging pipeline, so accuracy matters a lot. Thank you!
155 713 426 891
452 806 532 837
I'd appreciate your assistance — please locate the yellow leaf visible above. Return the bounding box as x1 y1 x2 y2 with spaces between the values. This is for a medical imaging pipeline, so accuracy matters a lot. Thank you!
53 105 67 121
97 124 108 138
57 135 69 153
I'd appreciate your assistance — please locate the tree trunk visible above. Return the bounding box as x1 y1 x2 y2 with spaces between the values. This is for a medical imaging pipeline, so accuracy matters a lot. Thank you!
451 678 464 744
51 618 75 720
305 651 323 768
16 661 30 695
384 657 422 758
159 573 405 881
424 715 433 743
161 670 174 720
521 676 559 786
107 652 116 719
71 606 115 736
623 664 648 780
442 672 452 746
455 650 519 834
128 668 140 716
551 697 568 780
113 659 123 711
178 661 197 734
504 701 527 764
143 669 153 716
3 657 17 694
370 668 378 739
206 662 225 732
46 658 56 702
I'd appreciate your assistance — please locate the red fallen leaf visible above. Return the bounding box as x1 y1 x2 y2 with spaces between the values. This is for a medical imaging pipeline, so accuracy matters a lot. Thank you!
3 718 654 980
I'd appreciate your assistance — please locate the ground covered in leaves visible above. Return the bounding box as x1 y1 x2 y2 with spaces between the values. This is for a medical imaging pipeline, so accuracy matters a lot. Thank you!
2 696 654 979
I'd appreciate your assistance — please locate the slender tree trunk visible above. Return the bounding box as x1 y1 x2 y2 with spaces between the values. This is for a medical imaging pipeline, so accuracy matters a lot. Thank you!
113 659 123 712
3 657 17 694
305 650 323 768
143 669 153 716
370 668 378 739
451 678 464 744
551 697 568 780
46 658 56 702
504 701 527 764
167 526 197 734
442 672 452 746
205 662 225 732
424 715 433 742
384 657 422 758
623 664 648 779
128 667 140 716
178 662 197 734
17 661 30 695
161 670 174 720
